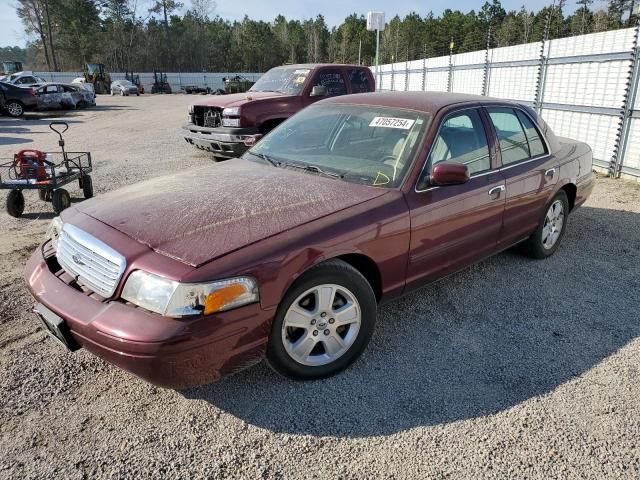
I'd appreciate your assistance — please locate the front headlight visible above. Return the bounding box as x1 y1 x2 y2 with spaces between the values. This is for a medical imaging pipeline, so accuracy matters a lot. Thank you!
121 271 259 317
222 107 240 116
45 216 63 250
188 104 194 114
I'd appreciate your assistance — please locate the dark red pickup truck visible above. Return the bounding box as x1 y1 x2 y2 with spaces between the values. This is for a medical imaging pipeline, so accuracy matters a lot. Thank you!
182 64 375 160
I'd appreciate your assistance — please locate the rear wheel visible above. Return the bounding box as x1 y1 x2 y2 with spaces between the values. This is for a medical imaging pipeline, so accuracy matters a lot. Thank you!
5 101 24 118
521 190 569 259
81 174 93 199
6 190 25 218
266 259 377 380
52 188 71 214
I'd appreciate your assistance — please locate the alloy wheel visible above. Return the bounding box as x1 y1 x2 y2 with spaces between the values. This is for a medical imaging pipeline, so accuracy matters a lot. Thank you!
542 199 565 249
282 284 361 366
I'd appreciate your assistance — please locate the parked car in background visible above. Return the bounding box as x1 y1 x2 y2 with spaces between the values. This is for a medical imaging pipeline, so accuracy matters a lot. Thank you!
111 79 139 96
0 71 47 88
0 81 38 117
36 83 96 110
183 63 375 160
25 92 595 389
71 77 96 97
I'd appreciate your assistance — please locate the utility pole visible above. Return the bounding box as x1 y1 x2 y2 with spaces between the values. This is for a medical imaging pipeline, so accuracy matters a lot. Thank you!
358 38 362 65
367 11 385 87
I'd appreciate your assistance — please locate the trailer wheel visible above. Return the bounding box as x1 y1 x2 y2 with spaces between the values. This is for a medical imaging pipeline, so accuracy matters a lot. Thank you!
52 189 71 214
6 190 25 218
81 175 94 199
38 190 52 202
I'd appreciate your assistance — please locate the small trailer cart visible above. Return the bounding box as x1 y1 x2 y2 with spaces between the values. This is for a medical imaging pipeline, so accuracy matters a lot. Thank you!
1 122 94 218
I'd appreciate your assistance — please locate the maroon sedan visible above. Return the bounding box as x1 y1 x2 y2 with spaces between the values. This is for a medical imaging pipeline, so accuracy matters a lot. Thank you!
25 92 595 388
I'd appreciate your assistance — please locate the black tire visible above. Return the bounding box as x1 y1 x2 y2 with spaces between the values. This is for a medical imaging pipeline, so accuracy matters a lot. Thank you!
6 190 25 218
266 259 377 380
81 174 93 199
38 189 52 202
521 190 569 259
52 188 71 214
212 155 230 162
5 100 24 118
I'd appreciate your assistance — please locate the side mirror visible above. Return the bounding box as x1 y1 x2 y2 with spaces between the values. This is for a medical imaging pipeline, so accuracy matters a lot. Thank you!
310 85 328 97
430 162 470 186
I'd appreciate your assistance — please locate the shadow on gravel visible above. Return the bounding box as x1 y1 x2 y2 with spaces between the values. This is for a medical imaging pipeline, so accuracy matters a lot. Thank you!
0 137 33 145
89 105 138 111
185 206 639 437
0 117 83 127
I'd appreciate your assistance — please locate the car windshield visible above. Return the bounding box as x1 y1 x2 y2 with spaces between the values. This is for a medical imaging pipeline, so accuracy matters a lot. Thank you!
249 67 311 95
246 104 430 188
119 80 133 87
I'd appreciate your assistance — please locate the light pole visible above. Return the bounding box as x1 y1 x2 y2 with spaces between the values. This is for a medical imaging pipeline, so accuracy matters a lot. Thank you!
367 11 385 89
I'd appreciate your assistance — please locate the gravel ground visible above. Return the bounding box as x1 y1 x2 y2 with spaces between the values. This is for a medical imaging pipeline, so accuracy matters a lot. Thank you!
1 96 639 479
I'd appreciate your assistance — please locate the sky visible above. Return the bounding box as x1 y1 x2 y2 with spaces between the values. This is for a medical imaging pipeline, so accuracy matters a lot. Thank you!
0 0 583 48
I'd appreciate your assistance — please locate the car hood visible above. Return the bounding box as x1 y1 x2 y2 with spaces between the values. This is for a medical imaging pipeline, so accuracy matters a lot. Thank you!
191 91 288 109
74 160 387 267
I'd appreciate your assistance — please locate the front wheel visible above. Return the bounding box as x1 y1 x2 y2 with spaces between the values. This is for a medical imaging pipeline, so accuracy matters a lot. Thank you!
266 260 377 380
6 189 25 217
52 188 71 214
522 190 569 259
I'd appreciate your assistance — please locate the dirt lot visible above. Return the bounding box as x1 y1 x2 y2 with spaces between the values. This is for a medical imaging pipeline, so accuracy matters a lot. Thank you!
1 95 639 479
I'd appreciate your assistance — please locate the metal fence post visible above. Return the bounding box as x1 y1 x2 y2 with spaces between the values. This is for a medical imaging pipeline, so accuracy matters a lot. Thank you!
421 57 427 91
611 21 640 177
391 63 395 91
405 59 409 91
534 7 553 113
482 26 492 96
447 40 454 92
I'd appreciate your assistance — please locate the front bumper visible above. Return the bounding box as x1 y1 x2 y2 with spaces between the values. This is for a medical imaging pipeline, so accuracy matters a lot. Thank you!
24 248 272 389
182 123 259 158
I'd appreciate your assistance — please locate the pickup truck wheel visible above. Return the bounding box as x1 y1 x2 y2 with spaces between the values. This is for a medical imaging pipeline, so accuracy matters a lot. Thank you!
6 190 25 217
266 259 376 380
52 188 71 214
522 190 569 259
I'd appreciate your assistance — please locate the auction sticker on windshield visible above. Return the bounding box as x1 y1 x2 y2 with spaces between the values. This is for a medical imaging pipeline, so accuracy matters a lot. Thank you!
369 117 416 129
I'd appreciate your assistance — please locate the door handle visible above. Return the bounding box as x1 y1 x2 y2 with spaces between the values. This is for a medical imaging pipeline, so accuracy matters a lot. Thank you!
545 168 556 178
488 185 505 196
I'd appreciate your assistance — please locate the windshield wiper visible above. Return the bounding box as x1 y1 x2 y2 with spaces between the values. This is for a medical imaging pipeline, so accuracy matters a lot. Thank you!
283 162 343 179
252 152 279 167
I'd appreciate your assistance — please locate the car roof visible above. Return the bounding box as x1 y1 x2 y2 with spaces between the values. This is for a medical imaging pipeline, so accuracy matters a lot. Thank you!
319 91 520 114
274 63 370 70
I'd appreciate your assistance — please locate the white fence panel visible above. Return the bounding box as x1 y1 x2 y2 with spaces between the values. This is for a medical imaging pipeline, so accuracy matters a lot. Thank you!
543 61 629 108
541 109 621 164
425 71 449 92
623 119 640 172
486 65 538 102
452 68 484 95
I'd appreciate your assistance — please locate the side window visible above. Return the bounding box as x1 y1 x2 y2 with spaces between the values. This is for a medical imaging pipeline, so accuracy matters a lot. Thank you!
515 110 547 157
487 107 530 165
312 69 347 96
348 69 370 93
18 77 33 84
429 109 491 175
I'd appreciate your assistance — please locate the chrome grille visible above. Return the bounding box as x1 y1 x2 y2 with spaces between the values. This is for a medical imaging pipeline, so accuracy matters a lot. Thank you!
56 224 126 298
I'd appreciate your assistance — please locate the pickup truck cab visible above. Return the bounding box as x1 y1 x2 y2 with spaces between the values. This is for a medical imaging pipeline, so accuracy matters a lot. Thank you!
182 64 375 160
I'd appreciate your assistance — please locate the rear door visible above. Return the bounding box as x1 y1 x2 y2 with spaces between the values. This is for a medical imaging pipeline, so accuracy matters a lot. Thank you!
303 68 348 106
405 107 506 286
484 106 558 249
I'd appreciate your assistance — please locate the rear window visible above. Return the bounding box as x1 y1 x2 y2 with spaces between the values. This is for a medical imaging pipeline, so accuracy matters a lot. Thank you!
349 69 371 93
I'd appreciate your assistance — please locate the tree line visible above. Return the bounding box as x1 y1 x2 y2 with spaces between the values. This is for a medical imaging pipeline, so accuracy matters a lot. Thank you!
7 0 639 73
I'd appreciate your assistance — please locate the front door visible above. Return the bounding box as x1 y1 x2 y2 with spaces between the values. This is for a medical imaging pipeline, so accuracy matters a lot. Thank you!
405 107 506 287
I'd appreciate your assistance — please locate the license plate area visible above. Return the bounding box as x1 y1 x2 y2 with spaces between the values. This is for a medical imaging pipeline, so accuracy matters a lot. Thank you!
33 303 80 351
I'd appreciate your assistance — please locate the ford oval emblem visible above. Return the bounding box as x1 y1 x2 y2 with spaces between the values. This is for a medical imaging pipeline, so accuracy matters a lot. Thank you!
72 254 85 266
